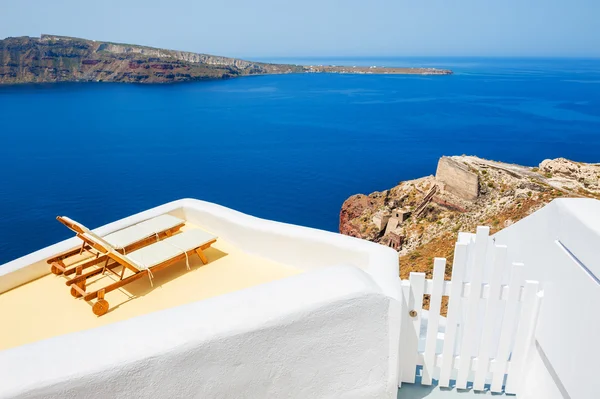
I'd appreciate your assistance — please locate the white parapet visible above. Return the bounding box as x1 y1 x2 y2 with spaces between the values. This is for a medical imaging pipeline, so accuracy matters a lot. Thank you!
0 198 402 399
0 265 402 399
494 198 600 399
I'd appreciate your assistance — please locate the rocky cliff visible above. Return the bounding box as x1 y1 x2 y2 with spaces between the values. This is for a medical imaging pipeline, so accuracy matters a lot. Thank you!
340 156 600 279
0 34 452 84
0 35 305 84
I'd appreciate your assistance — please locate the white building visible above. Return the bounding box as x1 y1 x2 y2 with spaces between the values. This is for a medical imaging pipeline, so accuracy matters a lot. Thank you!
0 198 597 398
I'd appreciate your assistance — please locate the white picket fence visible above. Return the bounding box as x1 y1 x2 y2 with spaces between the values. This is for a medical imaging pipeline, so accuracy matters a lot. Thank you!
398 226 543 394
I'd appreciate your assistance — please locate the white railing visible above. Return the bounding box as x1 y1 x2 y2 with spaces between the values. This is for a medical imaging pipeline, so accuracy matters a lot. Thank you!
398 226 543 394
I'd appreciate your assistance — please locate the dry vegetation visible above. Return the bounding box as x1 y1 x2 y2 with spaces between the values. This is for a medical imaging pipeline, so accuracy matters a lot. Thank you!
341 156 600 315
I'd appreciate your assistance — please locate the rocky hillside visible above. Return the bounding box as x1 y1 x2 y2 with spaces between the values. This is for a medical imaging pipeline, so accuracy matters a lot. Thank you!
0 35 304 84
340 156 600 280
0 35 452 84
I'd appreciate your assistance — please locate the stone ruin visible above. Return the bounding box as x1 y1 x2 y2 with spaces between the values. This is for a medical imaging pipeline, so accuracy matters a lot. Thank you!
435 156 479 201
372 210 391 231
370 156 479 252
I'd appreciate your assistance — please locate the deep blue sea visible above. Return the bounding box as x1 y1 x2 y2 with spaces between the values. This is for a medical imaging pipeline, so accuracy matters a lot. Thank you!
1 57 600 264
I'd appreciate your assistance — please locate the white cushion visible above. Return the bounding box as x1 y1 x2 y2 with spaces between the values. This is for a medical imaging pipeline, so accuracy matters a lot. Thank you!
126 241 183 270
125 229 217 270
102 214 184 249
124 229 217 270
163 229 217 252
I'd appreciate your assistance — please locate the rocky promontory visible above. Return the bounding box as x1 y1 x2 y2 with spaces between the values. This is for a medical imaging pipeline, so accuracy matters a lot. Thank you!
0 35 452 84
340 156 600 279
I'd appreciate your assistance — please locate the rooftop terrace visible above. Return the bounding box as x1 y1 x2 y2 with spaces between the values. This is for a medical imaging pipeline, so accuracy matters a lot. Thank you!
1 198 597 399
0 223 300 351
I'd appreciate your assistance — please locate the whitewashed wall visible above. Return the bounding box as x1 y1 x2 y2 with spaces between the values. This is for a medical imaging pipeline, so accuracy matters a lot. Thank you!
0 266 401 399
494 198 600 399
0 199 403 399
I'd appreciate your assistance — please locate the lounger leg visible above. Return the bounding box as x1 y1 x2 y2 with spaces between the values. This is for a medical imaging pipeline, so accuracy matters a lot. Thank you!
195 248 208 264
71 280 86 298
70 266 86 297
79 241 86 255
101 257 110 274
51 261 67 275
92 289 109 316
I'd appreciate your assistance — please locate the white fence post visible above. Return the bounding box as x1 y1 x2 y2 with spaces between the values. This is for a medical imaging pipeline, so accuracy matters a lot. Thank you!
490 262 525 392
456 227 489 389
422 258 446 385
400 272 425 383
473 244 507 390
438 241 469 387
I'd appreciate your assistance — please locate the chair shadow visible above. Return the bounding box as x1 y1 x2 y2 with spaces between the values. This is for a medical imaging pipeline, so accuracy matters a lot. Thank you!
74 246 229 314
123 246 228 297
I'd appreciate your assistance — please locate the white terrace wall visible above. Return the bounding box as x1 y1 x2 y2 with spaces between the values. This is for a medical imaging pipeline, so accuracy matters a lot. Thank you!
0 266 401 399
179 200 400 297
0 199 403 399
493 198 600 399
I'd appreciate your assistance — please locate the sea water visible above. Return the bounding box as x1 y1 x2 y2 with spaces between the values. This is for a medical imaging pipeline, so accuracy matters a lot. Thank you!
1 57 599 263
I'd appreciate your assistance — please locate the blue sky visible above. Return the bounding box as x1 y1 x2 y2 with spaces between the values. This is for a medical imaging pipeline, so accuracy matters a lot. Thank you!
1 0 598 58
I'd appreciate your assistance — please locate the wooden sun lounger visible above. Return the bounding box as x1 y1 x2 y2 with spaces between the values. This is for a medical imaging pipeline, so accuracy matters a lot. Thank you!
47 214 185 276
66 228 217 316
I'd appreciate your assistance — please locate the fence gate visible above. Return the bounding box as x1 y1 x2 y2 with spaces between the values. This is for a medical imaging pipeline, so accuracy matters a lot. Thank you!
398 226 543 394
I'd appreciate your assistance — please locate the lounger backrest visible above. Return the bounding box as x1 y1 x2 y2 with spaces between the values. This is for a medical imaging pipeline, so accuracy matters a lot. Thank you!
57 216 91 235
81 230 145 272
106 249 145 272
79 230 114 254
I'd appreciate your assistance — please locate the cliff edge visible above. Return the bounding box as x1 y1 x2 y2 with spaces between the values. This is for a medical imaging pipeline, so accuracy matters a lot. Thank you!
0 35 303 84
340 156 600 279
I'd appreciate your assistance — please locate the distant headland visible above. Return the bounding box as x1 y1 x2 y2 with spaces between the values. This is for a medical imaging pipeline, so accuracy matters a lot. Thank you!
0 34 453 84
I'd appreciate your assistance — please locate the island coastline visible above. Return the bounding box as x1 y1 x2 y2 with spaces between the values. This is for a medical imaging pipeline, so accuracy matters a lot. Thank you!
0 34 452 85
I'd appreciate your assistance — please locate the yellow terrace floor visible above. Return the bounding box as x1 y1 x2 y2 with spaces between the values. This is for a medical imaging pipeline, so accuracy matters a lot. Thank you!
0 224 301 351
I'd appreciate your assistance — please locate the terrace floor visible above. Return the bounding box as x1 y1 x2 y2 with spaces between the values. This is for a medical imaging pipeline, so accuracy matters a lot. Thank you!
398 381 516 398
0 223 301 351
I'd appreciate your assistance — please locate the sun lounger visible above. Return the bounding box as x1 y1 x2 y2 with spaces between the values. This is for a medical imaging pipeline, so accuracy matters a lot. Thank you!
66 228 217 316
47 214 185 276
